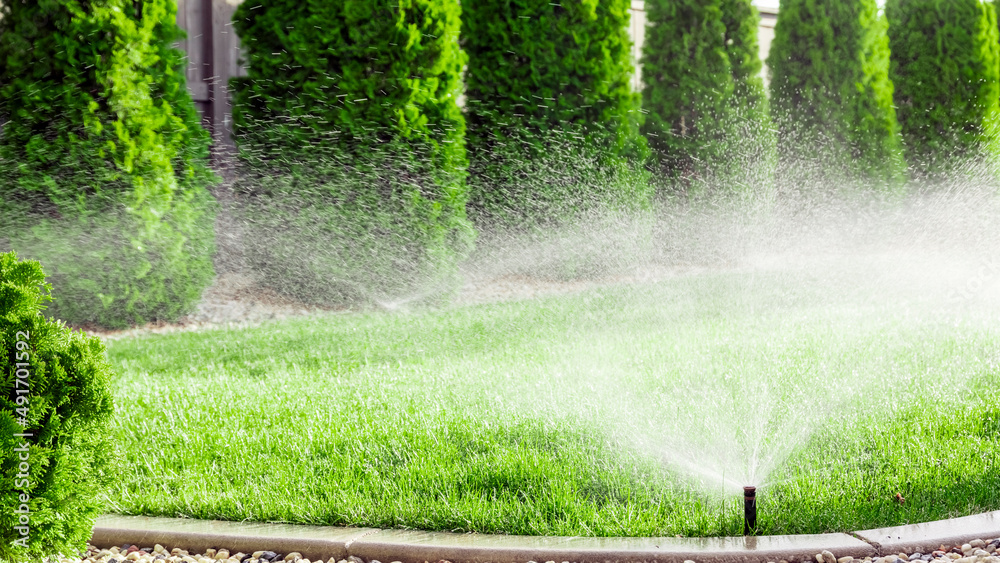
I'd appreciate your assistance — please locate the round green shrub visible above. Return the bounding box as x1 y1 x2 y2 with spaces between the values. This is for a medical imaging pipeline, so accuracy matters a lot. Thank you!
0 251 116 562
768 0 906 191
230 0 473 305
886 0 1000 181
461 0 650 227
0 0 219 329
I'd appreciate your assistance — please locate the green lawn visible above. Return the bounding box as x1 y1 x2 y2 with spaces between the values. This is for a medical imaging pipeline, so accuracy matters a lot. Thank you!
100 267 1000 537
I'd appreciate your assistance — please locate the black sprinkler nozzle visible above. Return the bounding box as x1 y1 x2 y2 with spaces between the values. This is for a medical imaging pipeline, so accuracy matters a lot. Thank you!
744 486 757 536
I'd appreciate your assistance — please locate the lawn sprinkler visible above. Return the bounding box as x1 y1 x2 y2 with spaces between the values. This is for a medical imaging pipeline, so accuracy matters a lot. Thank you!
744 486 757 535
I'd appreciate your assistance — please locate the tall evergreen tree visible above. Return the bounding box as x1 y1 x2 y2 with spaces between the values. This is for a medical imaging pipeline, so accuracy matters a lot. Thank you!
886 0 1000 180
768 0 905 190
462 0 650 226
230 0 473 305
0 0 218 329
641 0 775 196
641 0 733 190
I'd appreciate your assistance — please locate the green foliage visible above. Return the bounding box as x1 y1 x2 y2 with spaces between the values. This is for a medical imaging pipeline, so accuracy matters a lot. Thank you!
721 0 777 196
0 0 219 329
230 0 473 305
641 0 731 188
722 0 768 114
641 0 774 197
768 0 906 190
886 0 1000 180
461 0 649 226
461 125 653 234
0 252 116 562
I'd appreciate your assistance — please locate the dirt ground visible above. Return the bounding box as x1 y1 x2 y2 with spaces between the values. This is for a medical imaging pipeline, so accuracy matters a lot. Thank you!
83 264 705 340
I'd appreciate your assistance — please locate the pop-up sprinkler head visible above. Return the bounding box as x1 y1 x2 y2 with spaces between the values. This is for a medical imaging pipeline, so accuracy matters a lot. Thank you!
744 486 757 536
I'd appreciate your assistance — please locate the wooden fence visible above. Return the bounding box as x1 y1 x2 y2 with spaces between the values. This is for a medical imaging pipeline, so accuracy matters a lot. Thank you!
174 0 247 161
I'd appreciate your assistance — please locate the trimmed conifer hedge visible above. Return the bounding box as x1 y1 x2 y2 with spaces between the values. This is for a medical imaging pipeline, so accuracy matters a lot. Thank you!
230 0 473 305
0 0 219 329
767 0 905 190
0 252 116 562
462 0 650 227
886 0 1000 180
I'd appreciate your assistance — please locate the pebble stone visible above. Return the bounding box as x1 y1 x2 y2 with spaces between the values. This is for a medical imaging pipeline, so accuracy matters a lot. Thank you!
33 538 1000 563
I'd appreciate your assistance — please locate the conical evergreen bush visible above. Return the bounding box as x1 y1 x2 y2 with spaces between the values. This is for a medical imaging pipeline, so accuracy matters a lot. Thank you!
768 0 905 191
0 0 219 329
230 0 473 306
721 0 777 197
641 0 775 197
886 0 1000 181
722 0 769 119
0 252 116 562
462 0 650 228
641 0 733 193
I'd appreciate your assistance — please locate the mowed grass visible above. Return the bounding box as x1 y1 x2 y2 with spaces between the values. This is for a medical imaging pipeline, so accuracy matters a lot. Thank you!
99 269 1000 537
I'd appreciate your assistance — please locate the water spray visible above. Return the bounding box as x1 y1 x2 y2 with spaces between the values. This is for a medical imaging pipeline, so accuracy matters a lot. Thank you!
743 486 757 535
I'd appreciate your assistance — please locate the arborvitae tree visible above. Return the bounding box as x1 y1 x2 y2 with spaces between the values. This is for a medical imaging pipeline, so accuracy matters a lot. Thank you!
641 0 775 197
768 0 905 190
721 0 777 197
886 0 1000 180
230 0 473 305
0 0 218 329
0 252 116 562
641 0 733 191
462 0 650 227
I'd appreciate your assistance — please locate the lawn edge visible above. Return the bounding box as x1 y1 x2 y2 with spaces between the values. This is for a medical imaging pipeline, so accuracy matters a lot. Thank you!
89 511 1000 563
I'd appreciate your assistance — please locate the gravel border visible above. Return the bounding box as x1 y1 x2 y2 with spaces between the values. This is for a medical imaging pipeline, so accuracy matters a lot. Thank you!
30 511 1000 563
43 534 1000 563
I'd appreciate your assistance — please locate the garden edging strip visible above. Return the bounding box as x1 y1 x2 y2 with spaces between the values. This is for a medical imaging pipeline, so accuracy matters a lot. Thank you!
854 512 1000 556
90 511 1000 563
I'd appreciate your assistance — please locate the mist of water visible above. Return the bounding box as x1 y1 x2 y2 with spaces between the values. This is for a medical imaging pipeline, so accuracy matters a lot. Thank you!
461 177 1000 496
215 112 1000 497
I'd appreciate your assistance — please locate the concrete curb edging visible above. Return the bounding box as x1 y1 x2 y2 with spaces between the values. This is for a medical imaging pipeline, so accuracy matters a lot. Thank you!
342 529 874 563
855 512 1000 556
90 511 1000 563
